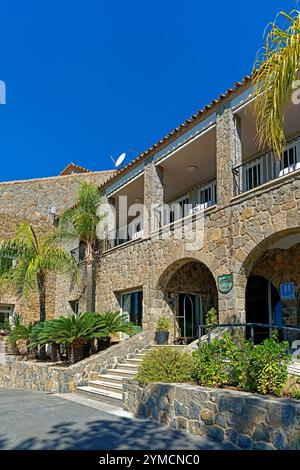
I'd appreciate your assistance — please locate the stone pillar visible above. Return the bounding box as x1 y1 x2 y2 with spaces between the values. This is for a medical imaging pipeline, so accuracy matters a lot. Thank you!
216 104 242 206
143 160 164 238
216 104 244 324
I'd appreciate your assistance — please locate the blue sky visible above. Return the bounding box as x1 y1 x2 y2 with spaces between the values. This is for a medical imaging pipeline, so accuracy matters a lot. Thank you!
0 0 298 181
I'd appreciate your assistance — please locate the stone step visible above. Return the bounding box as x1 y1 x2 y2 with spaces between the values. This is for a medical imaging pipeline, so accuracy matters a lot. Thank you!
118 363 139 372
128 353 146 359
125 358 143 365
97 373 126 385
88 379 123 393
105 368 137 377
288 364 300 376
76 386 122 406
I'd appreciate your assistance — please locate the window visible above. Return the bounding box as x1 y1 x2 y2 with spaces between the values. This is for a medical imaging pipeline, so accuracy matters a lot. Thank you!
0 304 14 324
69 300 79 316
121 290 143 327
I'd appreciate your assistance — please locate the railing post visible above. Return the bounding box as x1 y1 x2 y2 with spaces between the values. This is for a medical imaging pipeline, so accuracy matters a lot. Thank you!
250 324 254 344
208 328 211 344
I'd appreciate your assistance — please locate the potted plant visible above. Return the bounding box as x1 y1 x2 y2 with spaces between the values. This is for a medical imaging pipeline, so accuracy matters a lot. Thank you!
155 317 171 345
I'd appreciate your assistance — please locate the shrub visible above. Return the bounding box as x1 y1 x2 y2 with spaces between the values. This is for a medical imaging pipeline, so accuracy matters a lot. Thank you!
237 333 290 396
136 347 193 383
205 307 218 327
192 333 240 388
156 317 171 333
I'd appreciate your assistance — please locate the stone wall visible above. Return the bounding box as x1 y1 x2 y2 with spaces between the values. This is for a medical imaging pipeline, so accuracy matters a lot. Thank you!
123 380 300 450
0 170 113 322
0 330 153 393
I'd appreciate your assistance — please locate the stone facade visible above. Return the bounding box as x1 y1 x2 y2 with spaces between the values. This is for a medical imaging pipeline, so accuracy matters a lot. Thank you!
0 170 113 321
95 171 300 330
1 81 300 334
0 330 152 393
123 380 300 450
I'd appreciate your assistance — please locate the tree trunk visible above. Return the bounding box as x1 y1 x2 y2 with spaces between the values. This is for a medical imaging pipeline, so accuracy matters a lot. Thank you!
37 273 47 360
86 244 96 312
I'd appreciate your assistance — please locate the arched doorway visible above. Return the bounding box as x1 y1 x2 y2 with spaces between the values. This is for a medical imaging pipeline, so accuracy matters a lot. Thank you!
242 230 300 344
158 260 218 344
246 275 281 342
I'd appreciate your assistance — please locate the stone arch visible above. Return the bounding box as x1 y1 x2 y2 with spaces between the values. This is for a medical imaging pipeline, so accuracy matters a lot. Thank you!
155 257 218 342
240 228 300 332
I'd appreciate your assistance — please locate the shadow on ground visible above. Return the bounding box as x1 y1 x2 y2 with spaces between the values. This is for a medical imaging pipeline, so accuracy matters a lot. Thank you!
0 416 225 450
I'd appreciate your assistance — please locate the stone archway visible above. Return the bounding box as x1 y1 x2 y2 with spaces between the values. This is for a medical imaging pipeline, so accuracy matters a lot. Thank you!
240 229 300 338
157 259 218 343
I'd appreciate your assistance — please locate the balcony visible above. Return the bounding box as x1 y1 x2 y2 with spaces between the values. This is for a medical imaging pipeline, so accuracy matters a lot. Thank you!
105 217 144 251
162 179 217 226
233 135 300 195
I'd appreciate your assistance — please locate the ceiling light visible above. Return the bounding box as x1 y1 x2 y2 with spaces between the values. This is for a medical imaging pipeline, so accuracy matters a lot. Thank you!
187 165 198 173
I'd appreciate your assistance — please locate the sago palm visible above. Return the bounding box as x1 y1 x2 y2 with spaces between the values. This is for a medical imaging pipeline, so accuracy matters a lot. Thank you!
31 313 108 364
253 9 300 157
55 182 105 312
0 222 78 324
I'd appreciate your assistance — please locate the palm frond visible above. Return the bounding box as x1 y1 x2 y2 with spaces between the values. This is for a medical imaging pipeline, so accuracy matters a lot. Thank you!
253 10 300 157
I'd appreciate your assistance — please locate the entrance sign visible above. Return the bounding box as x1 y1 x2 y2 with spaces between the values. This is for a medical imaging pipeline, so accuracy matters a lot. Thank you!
280 282 295 300
218 274 233 294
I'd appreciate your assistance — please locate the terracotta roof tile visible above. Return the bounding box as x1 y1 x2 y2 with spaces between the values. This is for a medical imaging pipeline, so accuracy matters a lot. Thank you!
60 162 91 176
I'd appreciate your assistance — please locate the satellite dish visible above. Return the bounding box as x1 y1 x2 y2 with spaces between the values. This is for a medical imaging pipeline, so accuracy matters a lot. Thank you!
110 152 126 168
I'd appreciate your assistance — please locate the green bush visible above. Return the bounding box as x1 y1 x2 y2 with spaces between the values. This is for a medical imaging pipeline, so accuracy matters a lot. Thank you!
192 333 240 388
237 333 290 396
136 347 193 383
205 307 218 327
156 317 171 333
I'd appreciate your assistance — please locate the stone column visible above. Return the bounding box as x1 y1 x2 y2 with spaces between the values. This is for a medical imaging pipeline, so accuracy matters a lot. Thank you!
216 104 244 324
216 104 242 206
143 160 164 238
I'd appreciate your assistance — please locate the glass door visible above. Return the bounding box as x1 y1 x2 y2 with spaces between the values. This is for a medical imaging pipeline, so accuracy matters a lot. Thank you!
177 293 203 341
121 290 143 339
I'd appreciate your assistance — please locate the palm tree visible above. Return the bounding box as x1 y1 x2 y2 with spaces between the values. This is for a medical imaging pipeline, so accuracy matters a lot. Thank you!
253 9 300 157
56 181 105 312
0 222 78 325
31 313 108 364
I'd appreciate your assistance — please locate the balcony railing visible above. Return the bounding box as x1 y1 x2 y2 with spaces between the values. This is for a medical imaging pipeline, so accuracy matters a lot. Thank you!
105 219 144 251
162 179 217 226
233 135 300 195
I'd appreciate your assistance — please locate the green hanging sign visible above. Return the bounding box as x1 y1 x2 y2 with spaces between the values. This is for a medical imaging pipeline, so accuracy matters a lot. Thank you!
218 274 233 294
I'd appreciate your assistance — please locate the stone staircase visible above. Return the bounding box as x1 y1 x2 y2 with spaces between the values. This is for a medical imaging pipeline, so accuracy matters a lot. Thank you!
76 350 149 406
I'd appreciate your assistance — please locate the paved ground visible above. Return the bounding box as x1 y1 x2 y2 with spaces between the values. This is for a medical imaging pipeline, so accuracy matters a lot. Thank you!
0 388 227 450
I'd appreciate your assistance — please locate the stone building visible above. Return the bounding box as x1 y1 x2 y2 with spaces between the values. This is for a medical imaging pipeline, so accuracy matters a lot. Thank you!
1 76 300 343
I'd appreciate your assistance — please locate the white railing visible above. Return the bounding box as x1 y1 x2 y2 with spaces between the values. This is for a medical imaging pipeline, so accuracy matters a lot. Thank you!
162 179 217 226
233 135 300 195
105 218 144 251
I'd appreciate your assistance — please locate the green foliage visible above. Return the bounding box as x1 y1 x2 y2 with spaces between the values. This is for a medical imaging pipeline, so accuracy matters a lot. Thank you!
192 332 290 396
0 312 22 335
156 317 171 333
136 347 193 383
192 333 240 388
237 334 290 396
253 10 300 157
0 222 78 322
30 312 107 349
97 311 136 336
205 307 218 327
56 182 104 251
8 323 35 347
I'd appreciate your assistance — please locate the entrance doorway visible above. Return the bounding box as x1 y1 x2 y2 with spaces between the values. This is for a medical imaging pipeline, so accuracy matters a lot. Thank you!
246 275 281 342
176 293 203 342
